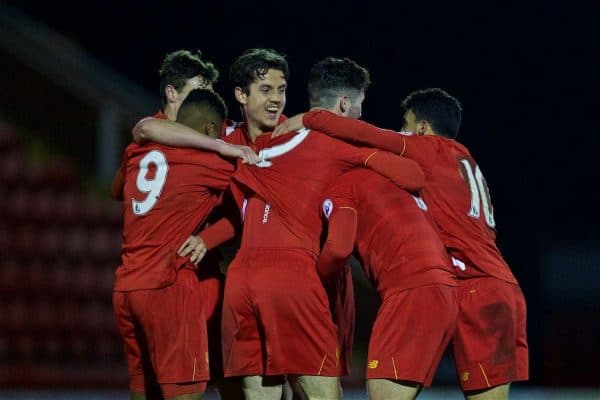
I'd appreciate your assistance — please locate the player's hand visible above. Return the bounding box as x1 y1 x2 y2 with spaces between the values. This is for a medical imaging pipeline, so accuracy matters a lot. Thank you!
217 141 260 164
178 235 208 266
273 113 305 137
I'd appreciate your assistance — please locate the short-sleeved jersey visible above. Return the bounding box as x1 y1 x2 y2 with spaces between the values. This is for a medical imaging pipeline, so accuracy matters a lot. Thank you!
116 136 235 291
303 110 517 283
225 126 380 259
323 169 456 295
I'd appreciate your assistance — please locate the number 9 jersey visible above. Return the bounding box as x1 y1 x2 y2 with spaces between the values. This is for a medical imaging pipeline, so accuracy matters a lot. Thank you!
115 116 235 291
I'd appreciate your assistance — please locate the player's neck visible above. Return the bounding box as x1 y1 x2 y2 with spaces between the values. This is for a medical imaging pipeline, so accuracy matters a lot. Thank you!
246 121 269 143
163 104 178 121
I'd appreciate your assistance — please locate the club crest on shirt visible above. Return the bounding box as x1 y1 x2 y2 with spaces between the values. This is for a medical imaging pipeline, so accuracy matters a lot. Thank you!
322 199 333 219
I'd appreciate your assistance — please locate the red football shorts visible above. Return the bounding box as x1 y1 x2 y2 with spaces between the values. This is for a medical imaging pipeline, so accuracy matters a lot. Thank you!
326 264 355 376
366 285 458 386
453 277 529 391
221 249 340 377
196 266 226 382
113 267 211 394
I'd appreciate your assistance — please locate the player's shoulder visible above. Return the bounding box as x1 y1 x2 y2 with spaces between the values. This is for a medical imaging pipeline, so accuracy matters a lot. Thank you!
411 134 471 155
341 168 374 182
223 125 248 145
307 128 342 146
135 111 167 125
222 119 242 138
326 169 361 195
449 138 472 156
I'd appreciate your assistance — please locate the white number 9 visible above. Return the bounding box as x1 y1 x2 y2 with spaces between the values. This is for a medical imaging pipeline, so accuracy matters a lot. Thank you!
132 150 168 215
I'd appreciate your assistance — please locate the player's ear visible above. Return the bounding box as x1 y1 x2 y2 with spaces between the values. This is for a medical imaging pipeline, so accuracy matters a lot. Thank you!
417 120 429 135
165 84 178 103
206 120 220 138
339 96 349 113
235 87 248 105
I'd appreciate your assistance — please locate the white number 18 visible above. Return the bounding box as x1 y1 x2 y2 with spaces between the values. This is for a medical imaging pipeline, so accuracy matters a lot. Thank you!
459 159 496 229
132 150 168 216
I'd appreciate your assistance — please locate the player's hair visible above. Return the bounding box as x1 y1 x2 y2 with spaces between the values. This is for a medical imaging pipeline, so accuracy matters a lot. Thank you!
159 50 219 104
229 48 289 94
308 57 371 109
177 89 228 123
401 88 463 139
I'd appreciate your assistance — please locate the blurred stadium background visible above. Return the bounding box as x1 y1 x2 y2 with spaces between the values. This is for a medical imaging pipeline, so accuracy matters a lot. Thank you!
1 1 598 398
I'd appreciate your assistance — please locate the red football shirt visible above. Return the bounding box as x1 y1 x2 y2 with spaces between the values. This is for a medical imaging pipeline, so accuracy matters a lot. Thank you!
115 135 235 291
322 169 457 294
223 125 420 260
303 110 518 283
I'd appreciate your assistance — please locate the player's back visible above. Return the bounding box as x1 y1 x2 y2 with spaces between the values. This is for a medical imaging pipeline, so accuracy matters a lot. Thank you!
231 129 377 259
116 142 234 291
333 169 455 294
406 135 517 283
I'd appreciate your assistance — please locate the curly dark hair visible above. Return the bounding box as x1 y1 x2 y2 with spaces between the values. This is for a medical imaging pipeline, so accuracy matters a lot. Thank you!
308 57 370 108
402 88 462 139
229 48 288 94
159 50 219 104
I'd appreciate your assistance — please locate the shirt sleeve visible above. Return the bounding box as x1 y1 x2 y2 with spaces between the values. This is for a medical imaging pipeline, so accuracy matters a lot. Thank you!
364 151 425 193
110 150 129 201
176 151 236 192
303 109 408 155
317 181 358 282
197 189 241 250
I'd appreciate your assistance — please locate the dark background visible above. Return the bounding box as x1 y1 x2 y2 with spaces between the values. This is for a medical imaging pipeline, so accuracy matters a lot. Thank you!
4 0 598 388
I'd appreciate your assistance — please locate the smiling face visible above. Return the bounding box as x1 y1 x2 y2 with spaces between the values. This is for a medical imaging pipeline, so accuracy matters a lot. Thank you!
236 68 287 134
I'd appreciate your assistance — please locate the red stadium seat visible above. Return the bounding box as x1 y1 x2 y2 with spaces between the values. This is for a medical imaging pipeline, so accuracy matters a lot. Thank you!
0 151 25 188
89 227 121 260
54 191 83 226
0 259 22 293
30 190 57 224
97 263 116 295
40 335 62 360
73 262 97 295
39 226 63 259
50 262 71 293
46 158 79 190
64 226 89 259
16 335 36 361
0 126 21 154
7 300 28 330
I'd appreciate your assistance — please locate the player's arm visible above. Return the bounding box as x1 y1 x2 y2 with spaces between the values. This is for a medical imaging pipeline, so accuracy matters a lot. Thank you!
110 150 129 201
363 150 425 193
317 207 357 283
303 110 408 154
178 189 242 265
274 110 409 155
110 165 124 201
132 118 260 164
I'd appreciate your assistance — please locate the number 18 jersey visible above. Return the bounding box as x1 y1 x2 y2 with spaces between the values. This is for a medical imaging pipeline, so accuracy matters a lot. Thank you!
115 116 235 291
403 135 517 283
301 110 518 283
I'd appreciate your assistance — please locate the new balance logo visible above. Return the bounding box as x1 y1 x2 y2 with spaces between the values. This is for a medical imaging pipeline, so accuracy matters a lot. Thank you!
367 360 379 369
